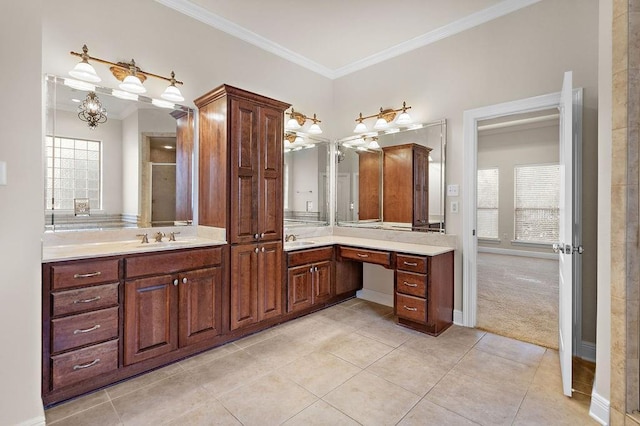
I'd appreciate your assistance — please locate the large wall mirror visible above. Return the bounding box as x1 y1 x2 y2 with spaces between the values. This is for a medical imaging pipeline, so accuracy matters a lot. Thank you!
44 75 194 231
336 119 446 232
284 132 330 228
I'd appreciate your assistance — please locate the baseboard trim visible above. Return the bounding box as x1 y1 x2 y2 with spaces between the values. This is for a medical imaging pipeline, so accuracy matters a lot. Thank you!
453 309 464 325
356 289 393 307
16 415 46 426
579 341 596 362
478 246 557 260
589 390 610 425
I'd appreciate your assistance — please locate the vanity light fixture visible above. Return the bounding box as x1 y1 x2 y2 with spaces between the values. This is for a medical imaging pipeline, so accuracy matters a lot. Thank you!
69 44 185 102
367 137 381 150
353 101 413 133
77 91 107 130
285 108 323 134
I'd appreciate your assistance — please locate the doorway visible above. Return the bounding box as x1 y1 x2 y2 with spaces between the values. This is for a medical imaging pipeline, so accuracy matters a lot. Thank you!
475 110 560 349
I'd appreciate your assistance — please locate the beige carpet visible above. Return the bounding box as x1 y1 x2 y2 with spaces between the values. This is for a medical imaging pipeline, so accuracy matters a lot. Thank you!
476 252 558 349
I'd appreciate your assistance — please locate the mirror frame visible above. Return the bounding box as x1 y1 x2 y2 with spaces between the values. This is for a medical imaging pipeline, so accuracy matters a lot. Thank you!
334 119 447 233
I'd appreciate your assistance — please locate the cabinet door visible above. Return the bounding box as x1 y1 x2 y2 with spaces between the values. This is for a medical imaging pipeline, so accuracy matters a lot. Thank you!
258 241 282 321
230 98 260 244
230 244 258 330
178 266 223 347
313 261 333 304
287 265 312 313
124 275 178 365
258 106 283 241
413 147 429 227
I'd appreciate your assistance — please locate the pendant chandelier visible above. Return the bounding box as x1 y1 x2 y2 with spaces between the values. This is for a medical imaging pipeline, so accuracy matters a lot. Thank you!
77 92 107 130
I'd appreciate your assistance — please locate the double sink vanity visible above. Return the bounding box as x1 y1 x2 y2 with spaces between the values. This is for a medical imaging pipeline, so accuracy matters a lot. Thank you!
41 82 455 406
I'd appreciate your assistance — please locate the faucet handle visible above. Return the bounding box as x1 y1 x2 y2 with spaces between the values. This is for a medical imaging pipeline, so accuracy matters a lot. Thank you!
136 233 149 244
169 231 180 241
154 232 165 242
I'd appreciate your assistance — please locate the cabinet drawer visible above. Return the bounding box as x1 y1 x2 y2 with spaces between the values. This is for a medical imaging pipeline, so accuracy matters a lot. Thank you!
125 246 222 278
396 271 427 298
287 246 333 267
51 307 119 353
396 254 428 274
395 293 427 324
339 246 391 267
52 259 120 290
52 283 119 317
51 339 118 389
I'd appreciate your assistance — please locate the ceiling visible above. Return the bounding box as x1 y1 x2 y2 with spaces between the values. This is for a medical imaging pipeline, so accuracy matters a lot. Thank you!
156 0 540 79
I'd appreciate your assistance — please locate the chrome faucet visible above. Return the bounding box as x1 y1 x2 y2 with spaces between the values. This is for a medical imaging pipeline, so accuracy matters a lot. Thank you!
136 233 149 244
168 231 180 241
154 232 165 242
285 234 297 242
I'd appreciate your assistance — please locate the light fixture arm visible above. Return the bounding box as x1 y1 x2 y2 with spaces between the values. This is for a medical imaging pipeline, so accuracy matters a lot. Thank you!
286 108 321 126
70 45 183 86
354 101 412 123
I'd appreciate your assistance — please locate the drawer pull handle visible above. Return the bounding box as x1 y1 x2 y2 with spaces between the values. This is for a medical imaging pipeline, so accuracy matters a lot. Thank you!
73 296 101 304
356 253 369 258
403 262 418 267
73 324 101 334
73 271 102 279
73 358 101 370
403 282 418 288
403 305 418 312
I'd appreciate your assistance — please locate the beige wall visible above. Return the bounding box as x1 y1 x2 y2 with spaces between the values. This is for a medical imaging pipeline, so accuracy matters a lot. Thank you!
0 0 46 424
478 122 559 252
332 0 599 343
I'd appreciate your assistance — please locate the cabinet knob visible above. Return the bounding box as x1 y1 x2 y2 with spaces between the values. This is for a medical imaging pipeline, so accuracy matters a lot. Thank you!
310 267 314 273
314 266 318 272
260 233 265 238
261 247 265 252
173 279 179 286
254 233 259 240
182 277 188 284
254 247 259 253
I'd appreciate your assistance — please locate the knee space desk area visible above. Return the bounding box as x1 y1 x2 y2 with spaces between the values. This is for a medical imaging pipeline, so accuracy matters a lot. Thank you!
284 236 455 336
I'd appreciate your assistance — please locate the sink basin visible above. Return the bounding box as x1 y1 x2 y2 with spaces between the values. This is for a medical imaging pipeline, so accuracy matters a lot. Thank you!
284 240 315 248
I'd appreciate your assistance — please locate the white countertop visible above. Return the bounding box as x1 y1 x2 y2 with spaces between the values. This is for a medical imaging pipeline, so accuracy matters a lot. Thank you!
284 235 454 256
42 237 227 262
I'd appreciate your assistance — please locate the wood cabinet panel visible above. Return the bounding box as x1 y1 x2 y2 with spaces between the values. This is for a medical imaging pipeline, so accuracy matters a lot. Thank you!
396 270 427 298
51 340 118 390
338 246 391 267
125 247 221 279
230 244 258 330
395 293 428 324
358 150 381 220
52 259 119 290
179 267 223 346
51 307 119 353
287 265 313 313
173 110 194 222
124 274 178 365
258 241 282 321
396 254 428 274
258 106 283 241
287 246 333 267
52 283 119 316
313 261 332 304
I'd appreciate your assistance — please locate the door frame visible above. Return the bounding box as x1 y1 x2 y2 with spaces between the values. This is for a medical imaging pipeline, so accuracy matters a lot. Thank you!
462 89 583 354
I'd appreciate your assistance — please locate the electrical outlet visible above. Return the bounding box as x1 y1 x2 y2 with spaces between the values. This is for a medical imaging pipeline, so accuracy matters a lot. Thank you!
450 201 459 213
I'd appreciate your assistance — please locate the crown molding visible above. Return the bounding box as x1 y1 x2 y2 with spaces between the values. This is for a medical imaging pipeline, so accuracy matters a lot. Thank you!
154 0 336 78
156 0 541 80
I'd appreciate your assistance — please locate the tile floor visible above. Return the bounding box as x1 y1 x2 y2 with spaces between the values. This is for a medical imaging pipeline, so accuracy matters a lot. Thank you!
45 299 597 426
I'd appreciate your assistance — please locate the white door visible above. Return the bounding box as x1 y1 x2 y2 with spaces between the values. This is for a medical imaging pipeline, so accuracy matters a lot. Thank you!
555 71 574 397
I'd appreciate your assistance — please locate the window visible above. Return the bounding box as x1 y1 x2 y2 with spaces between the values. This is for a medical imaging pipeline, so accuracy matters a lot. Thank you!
514 164 559 243
45 137 101 211
477 168 499 239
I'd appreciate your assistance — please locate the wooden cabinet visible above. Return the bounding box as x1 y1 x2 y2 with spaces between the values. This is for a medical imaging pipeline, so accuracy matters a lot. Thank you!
123 247 224 365
357 150 381 220
230 241 282 330
43 258 121 397
286 247 334 313
383 143 432 227
394 251 453 336
196 85 290 244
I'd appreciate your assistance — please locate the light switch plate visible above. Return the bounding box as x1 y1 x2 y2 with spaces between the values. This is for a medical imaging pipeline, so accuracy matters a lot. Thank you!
0 161 6 185
447 184 459 197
